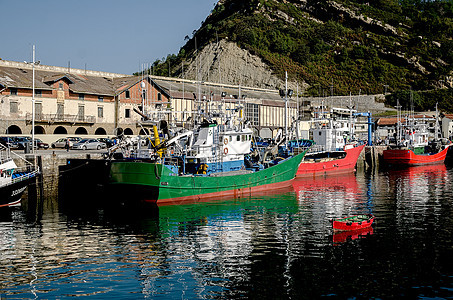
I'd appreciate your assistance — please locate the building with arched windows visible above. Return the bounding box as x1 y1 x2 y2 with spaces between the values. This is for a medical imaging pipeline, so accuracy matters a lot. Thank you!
0 60 299 142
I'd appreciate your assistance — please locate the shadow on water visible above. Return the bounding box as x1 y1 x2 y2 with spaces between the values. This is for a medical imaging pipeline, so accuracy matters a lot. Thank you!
59 188 161 235
55 158 162 234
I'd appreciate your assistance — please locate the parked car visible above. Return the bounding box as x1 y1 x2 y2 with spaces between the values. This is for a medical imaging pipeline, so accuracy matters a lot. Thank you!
33 138 50 149
0 136 18 149
12 136 33 150
97 137 115 148
72 138 106 150
51 137 81 148
22 136 50 149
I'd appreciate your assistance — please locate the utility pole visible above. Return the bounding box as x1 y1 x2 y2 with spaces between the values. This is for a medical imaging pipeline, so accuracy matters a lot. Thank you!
32 45 36 155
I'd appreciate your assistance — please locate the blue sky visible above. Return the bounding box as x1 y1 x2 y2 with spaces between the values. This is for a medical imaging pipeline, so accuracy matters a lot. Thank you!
0 0 218 75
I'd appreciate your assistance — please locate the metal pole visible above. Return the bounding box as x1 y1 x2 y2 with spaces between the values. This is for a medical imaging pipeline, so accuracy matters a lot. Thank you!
285 71 288 140
32 45 35 154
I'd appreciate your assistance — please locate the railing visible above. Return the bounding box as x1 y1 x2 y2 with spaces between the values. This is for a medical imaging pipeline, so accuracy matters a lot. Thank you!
10 166 39 185
0 166 39 188
306 144 327 154
26 113 96 124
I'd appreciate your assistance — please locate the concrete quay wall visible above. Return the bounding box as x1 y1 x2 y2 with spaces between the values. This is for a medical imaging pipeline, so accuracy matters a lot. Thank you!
16 152 104 200
361 146 387 169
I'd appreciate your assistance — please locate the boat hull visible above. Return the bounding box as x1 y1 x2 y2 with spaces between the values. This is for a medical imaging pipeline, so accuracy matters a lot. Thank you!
383 146 449 166
0 176 34 208
110 152 306 205
331 214 375 231
296 144 365 177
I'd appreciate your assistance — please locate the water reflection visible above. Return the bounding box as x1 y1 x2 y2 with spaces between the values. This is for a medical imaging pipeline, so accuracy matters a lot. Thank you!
293 173 363 215
382 164 450 231
332 226 374 245
2 165 453 298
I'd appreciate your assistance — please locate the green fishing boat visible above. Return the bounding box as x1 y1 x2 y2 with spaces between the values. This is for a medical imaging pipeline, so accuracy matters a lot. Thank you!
110 150 308 205
107 99 312 205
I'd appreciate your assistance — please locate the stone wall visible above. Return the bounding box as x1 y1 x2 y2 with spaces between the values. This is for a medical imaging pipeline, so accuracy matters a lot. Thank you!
16 152 104 200
301 94 394 114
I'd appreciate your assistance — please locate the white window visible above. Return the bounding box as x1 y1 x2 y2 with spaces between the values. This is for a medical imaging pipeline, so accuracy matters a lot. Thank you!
98 106 103 118
10 101 18 113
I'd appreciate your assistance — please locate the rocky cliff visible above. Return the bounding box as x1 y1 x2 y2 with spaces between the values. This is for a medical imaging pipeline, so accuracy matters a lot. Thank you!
182 39 304 92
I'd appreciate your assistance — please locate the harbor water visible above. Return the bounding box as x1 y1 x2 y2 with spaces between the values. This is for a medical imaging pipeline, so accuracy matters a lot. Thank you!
1 164 453 298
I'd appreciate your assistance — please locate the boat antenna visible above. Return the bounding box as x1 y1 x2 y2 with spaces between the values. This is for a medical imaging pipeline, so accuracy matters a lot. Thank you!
348 91 353 141
396 99 402 146
435 102 439 140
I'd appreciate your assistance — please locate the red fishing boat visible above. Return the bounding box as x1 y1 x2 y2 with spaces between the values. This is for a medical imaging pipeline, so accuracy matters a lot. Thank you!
331 214 375 231
382 104 450 166
295 107 365 177
297 144 365 177
383 144 450 166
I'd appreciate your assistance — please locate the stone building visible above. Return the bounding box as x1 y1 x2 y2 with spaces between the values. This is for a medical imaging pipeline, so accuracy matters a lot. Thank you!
0 60 298 140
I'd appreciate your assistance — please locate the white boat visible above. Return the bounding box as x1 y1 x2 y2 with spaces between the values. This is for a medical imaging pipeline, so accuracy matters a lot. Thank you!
0 144 39 207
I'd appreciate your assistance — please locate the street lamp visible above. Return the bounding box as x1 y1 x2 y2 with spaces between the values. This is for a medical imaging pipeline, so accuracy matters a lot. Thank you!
25 45 40 154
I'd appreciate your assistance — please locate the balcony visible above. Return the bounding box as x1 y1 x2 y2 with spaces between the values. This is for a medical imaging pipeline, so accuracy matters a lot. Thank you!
26 113 96 124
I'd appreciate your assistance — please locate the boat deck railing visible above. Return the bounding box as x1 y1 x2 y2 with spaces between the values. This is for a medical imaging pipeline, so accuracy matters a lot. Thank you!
10 167 39 185
307 145 328 154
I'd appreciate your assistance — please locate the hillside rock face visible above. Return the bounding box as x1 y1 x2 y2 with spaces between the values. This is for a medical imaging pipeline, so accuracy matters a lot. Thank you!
182 39 304 92
159 0 452 97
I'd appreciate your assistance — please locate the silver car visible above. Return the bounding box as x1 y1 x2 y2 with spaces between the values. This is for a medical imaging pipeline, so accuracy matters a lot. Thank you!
51 137 81 148
72 138 106 150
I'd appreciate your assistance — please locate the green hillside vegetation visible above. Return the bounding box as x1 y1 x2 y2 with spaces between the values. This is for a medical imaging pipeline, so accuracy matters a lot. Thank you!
145 0 453 112
386 88 453 113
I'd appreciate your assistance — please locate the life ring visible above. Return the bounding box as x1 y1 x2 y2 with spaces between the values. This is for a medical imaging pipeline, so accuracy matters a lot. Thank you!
224 147 228 155
223 138 228 145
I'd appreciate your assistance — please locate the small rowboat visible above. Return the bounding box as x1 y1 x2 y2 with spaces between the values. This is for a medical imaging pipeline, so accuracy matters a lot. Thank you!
331 214 375 231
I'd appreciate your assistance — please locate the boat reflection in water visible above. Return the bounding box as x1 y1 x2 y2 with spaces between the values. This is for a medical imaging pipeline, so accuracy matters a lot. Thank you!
291 172 369 245
332 226 374 245
386 162 448 177
292 172 361 194
384 163 448 221
292 172 362 216
385 163 448 201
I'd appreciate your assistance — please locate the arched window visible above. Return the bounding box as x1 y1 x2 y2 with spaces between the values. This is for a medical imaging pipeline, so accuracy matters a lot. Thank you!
54 126 67 134
75 127 88 135
32 126 46 134
139 128 150 135
95 128 107 135
124 128 134 135
6 125 21 134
